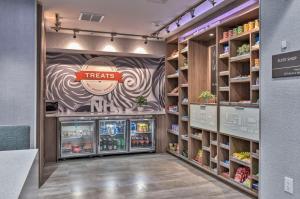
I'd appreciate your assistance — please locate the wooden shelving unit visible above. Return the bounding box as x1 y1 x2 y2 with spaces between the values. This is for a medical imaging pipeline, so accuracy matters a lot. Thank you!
178 39 189 159
166 38 179 155
165 5 260 197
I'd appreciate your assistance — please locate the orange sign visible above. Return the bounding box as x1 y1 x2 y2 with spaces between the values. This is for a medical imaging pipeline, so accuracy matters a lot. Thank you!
75 71 123 82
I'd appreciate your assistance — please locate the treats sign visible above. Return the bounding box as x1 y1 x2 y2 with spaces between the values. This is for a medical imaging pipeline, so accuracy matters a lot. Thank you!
75 57 123 96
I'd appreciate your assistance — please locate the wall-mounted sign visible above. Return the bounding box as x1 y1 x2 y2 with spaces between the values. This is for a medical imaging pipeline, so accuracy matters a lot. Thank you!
46 53 165 114
76 58 123 96
272 50 300 78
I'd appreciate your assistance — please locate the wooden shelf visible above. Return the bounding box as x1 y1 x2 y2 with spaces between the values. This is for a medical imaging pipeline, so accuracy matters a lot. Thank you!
211 140 218 146
202 146 210 152
179 66 189 71
230 54 251 63
190 134 202 141
219 71 229 76
230 31 250 41
219 53 229 59
251 85 259 90
181 136 189 141
167 93 179 97
167 111 179 115
219 39 229 44
251 66 260 72
230 157 251 167
180 48 188 54
251 153 259 159
230 77 250 83
167 73 179 79
181 117 189 122
220 143 230 150
220 161 230 169
166 55 179 61
167 129 179 136
211 158 218 164
180 83 188 88
219 86 230 92
252 175 259 181
251 45 260 51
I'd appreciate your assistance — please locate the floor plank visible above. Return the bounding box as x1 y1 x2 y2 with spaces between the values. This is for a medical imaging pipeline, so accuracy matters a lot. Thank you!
39 154 253 199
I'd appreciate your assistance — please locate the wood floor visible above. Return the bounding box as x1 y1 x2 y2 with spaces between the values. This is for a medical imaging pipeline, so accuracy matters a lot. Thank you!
39 154 254 199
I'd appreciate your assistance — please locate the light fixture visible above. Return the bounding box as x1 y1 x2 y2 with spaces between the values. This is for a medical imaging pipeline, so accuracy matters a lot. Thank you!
110 33 116 42
176 18 181 27
209 33 214 37
52 21 162 40
143 36 148 45
166 26 170 33
208 0 216 6
190 8 196 18
73 30 77 39
54 13 61 32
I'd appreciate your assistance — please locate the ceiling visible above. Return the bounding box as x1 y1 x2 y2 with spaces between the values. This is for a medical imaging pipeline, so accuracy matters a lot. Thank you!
41 0 200 37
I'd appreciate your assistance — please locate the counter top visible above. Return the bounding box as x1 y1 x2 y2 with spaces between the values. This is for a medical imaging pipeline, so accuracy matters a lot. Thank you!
46 111 166 118
0 149 38 199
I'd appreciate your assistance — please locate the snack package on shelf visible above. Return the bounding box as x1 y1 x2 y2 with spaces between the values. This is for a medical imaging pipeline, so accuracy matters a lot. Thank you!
220 19 260 42
234 167 250 183
232 152 251 163
194 149 203 164
243 177 252 188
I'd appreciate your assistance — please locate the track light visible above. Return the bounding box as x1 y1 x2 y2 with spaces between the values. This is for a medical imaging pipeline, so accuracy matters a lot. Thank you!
166 26 170 33
208 0 216 6
73 30 79 39
110 33 116 42
54 13 61 32
176 18 181 27
190 8 196 18
143 36 148 45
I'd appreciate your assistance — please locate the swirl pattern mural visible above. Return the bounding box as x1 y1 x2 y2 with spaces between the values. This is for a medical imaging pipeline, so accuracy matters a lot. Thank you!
46 52 165 113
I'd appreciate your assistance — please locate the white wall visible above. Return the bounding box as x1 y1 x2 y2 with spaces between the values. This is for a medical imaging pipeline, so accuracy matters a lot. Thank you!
261 0 300 198
0 0 36 148
46 32 166 57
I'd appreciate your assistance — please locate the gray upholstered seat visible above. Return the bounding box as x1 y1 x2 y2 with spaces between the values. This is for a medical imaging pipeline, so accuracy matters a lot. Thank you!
0 126 30 151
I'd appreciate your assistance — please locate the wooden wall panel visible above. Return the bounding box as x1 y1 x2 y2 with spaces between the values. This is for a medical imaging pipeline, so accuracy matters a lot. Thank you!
44 117 57 163
155 115 167 153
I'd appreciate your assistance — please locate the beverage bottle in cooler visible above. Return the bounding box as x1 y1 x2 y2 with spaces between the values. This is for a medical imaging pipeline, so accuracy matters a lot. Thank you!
100 137 103 151
103 137 107 151
108 136 113 150
145 135 150 147
113 139 117 150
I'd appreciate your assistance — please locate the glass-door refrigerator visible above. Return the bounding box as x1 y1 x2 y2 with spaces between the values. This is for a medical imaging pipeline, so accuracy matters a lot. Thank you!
98 120 127 154
60 120 96 158
129 119 155 152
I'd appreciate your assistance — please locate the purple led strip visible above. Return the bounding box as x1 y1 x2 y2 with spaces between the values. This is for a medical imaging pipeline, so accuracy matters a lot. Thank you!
168 0 225 33
179 0 258 42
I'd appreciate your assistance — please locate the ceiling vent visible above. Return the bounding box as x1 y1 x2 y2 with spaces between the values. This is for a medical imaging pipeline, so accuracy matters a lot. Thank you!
79 12 104 23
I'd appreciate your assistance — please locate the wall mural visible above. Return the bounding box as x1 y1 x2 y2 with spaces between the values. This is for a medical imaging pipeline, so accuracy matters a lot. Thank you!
46 52 165 113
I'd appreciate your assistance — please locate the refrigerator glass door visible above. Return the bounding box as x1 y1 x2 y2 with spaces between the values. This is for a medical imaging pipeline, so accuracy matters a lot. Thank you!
60 121 96 158
99 120 127 154
130 119 154 151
